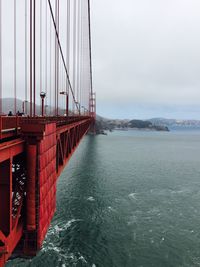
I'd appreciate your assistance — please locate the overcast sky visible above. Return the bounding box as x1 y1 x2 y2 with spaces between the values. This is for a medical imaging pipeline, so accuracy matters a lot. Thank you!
91 0 200 119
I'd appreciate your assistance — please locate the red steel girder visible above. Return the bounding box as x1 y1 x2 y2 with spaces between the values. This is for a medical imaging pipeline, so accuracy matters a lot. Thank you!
56 118 92 177
0 116 94 267
0 144 25 267
0 139 25 163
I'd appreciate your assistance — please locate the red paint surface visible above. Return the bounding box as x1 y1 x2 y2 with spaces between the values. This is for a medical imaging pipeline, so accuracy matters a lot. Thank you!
0 116 94 267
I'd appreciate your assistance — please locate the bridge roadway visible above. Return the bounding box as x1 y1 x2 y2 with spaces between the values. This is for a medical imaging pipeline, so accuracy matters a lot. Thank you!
0 115 94 267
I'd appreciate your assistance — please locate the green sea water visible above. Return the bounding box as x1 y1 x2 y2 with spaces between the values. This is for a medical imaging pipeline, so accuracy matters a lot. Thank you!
7 129 200 267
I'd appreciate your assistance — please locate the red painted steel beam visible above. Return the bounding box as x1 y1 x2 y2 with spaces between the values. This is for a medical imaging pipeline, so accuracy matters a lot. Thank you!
0 116 92 139
0 222 23 267
26 145 37 231
0 139 25 163
56 118 92 177
0 146 25 267
0 116 94 267
56 118 91 134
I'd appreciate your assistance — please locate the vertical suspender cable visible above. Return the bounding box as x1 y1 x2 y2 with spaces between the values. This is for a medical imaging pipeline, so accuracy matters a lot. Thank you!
66 0 70 93
79 0 82 112
66 0 70 115
54 0 59 116
82 3 86 109
14 0 17 114
45 0 47 112
73 0 77 113
60 65 62 112
80 0 83 112
57 0 59 116
30 0 32 116
79 0 81 112
40 0 42 93
50 12 52 114
78 0 82 112
33 0 36 116
0 0 2 114
40 0 42 115
54 0 57 116
81 0 84 111
25 0 27 114
76 0 80 110
88 0 93 95
88 0 93 113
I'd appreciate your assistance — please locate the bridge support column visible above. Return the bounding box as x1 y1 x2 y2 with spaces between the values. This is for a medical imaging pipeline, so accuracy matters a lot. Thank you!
21 121 57 255
26 145 37 231
0 159 12 237
0 140 25 267
23 143 37 256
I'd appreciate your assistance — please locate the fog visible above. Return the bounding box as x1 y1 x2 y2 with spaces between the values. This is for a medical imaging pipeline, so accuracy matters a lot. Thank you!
91 0 200 119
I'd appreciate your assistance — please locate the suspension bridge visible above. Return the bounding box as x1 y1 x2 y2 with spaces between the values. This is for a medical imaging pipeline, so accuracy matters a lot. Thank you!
0 0 95 266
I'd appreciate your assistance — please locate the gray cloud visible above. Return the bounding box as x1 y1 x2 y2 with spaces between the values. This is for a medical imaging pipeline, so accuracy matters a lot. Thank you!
91 0 200 118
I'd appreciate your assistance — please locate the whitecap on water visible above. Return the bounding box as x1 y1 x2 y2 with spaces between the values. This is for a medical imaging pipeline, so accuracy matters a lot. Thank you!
46 219 83 239
128 193 138 200
87 196 95 201
54 225 63 233
52 246 61 253
63 219 81 229
108 206 116 212
171 186 192 195
150 238 154 244
60 219 83 231
78 255 87 263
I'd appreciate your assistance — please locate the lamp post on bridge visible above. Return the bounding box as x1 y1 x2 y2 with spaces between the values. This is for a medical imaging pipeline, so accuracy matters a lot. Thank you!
60 91 69 116
40 91 46 116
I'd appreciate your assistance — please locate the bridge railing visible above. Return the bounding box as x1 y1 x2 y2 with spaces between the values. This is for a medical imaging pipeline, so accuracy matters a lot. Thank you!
0 116 93 140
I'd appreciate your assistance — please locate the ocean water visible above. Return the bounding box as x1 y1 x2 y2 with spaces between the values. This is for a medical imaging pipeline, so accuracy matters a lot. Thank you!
6 129 200 267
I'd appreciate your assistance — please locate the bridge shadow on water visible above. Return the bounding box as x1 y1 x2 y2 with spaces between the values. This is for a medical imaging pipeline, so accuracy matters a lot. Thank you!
46 135 114 267
6 135 120 267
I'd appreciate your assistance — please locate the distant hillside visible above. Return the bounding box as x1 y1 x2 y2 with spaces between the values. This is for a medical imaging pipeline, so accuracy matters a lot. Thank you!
149 118 200 128
129 120 152 128
95 117 169 133
128 120 169 131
